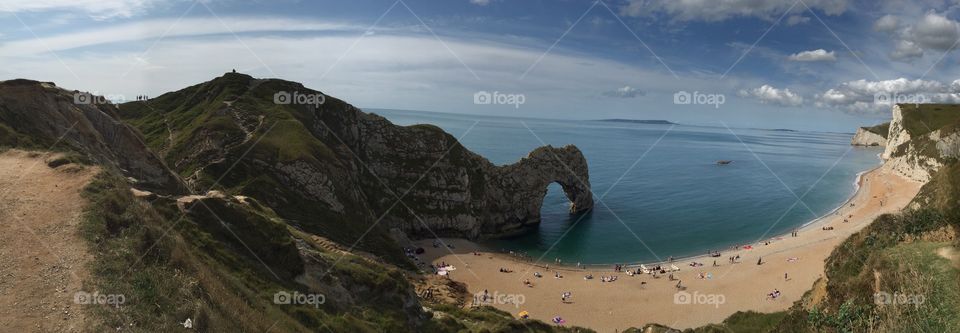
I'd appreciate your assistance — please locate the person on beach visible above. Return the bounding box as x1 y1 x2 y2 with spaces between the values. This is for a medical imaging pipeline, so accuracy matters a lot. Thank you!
784 272 789 281
757 257 763 265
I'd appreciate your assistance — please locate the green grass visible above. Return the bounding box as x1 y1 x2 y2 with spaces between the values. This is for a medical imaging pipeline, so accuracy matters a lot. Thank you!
913 162 960 222
687 311 788 333
863 122 891 138
873 241 960 332
897 104 960 137
77 171 466 332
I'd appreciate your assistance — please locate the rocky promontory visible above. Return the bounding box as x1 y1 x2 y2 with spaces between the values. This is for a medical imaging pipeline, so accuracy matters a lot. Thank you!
851 125 887 146
110 73 593 249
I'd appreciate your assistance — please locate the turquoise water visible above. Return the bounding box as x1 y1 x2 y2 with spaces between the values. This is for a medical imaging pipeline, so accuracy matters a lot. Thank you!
372 109 883 265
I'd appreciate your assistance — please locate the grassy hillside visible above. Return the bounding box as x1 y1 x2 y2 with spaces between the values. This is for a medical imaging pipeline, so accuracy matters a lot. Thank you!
863 122 890 138
897 104 960 137
79 171 590 332
119 73 411 266
79 173 425 331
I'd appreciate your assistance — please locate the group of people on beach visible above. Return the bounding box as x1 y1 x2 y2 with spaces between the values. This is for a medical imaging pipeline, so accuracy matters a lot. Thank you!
767 289 782 299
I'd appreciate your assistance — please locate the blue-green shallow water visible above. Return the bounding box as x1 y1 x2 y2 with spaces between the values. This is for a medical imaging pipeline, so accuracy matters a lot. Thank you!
372 109 883 265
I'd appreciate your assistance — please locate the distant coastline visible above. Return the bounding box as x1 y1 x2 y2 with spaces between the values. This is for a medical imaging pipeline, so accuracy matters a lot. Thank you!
596 119 677 125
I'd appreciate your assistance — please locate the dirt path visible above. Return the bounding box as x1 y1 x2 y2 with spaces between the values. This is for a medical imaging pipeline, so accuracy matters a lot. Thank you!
0 150 99 332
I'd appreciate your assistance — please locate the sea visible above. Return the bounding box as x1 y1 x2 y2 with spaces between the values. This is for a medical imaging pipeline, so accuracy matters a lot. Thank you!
372 108 883 266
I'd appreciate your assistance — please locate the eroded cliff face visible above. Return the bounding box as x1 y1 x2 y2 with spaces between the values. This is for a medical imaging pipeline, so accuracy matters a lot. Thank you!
851 127 886 146
876 104 960 182
0 79 187 193
882 105 910 160
304 92 594 240
117 73 593 245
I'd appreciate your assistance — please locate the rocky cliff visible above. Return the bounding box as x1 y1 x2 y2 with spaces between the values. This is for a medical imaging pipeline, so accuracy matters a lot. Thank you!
876 104 960 182
116 73 593 252
850 126 887 146
0 79 186 193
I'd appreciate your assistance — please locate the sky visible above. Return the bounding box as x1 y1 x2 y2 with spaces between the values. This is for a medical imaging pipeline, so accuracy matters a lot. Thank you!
2 0 960 132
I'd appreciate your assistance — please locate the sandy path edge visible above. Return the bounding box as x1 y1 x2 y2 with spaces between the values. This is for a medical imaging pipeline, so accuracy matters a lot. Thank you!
0 150 99 333
412 163 923 332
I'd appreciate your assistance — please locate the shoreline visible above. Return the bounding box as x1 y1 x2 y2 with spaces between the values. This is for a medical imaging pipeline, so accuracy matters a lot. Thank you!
413 163 924 331
471 161 885 271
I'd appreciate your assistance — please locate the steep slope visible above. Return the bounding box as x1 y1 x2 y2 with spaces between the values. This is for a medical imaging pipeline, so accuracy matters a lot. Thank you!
118 73 594 258
0 79 186 194
881 104 960 182
0 75 602 332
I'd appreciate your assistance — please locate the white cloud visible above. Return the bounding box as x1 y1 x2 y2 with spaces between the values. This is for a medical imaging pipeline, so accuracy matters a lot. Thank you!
890 39 924 60
910 12 960 51
3 22 727 120
882 12 960 61
619 0 849 22
787 49 837 62
816 78 960 112
602 86 645 98
873 15 899 33
786 15 810 26
0 17 361 57
0 0 164 20
738 85 804 107
469 0 491 6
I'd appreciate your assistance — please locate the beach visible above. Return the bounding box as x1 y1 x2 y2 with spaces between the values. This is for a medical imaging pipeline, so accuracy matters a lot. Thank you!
413 164 923 331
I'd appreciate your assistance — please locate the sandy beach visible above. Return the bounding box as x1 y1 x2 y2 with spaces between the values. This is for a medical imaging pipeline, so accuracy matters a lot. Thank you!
413 164 923 331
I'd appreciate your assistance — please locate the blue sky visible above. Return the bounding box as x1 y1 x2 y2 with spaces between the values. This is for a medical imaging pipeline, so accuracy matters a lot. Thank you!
2 0 960 131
